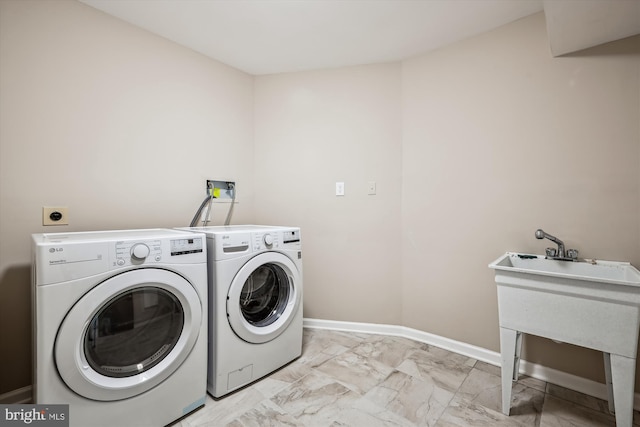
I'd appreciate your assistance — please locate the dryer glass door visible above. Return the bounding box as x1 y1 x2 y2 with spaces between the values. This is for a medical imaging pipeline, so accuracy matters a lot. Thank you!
55 269 202 401
227 252 301 344
84 287 183 378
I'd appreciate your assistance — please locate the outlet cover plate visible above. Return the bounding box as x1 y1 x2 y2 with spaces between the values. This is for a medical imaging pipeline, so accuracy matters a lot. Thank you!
43 207 69 226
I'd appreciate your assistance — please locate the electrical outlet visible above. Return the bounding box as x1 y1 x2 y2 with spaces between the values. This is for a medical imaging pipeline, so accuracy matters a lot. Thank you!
367 181 377 195
336 182 345 196
43 207 69 226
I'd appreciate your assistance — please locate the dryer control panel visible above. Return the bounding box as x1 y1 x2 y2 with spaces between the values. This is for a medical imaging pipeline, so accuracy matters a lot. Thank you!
114 237 205 267
33 230 206 285
170 237 204 256
114 239 162 266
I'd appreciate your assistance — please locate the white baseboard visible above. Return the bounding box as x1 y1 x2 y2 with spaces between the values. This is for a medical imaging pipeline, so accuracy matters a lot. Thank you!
0 385 32 404
303 317 640 410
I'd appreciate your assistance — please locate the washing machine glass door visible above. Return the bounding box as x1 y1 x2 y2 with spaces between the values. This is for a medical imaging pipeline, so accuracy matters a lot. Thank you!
227 252 301 344
55 269 202 401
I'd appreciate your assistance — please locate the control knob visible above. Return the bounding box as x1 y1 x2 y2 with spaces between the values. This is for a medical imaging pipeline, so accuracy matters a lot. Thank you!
131 243 150 260
263 234 274 246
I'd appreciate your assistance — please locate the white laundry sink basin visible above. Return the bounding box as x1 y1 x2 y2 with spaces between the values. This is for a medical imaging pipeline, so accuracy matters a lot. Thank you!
489 252 640 427
489 252 640 351
490 252 640 286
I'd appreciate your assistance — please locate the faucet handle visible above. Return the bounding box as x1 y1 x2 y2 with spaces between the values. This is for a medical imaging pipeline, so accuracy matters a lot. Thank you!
567 249 579 260
545 247 557 257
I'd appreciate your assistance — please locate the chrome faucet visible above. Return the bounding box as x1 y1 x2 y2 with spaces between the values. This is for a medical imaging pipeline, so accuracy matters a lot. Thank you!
535 229 578 261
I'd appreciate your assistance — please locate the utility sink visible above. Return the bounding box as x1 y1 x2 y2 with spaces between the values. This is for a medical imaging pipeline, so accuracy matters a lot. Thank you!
489 252 640 427
490 252 640 286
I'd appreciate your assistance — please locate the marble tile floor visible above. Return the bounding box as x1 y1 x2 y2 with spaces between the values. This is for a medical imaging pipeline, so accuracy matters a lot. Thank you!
176 328 640 427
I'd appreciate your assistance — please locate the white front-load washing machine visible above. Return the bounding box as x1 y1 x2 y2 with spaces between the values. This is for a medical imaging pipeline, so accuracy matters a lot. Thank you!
176 225 303 398
32 229 208 427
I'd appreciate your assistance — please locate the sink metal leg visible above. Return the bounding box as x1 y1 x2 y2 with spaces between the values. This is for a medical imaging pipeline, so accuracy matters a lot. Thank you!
609 354 635 427
500 327 521 416
514 330 523 381
604 353 614 414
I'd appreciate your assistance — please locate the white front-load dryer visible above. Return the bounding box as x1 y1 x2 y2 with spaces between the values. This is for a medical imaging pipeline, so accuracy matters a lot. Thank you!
32 229 208 427
176 225 303 398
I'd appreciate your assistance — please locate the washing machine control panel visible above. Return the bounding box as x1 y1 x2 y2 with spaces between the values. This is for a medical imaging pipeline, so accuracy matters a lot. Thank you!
282 230 300 245
252 232 280 251
208 227 300 260
252 230 301 251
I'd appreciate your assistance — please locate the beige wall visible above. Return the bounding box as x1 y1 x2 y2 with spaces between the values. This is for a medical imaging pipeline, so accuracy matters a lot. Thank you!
0 0 254 394
2 1 640 399
253 65 403 325
402 13 640 383
252 12 640 387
